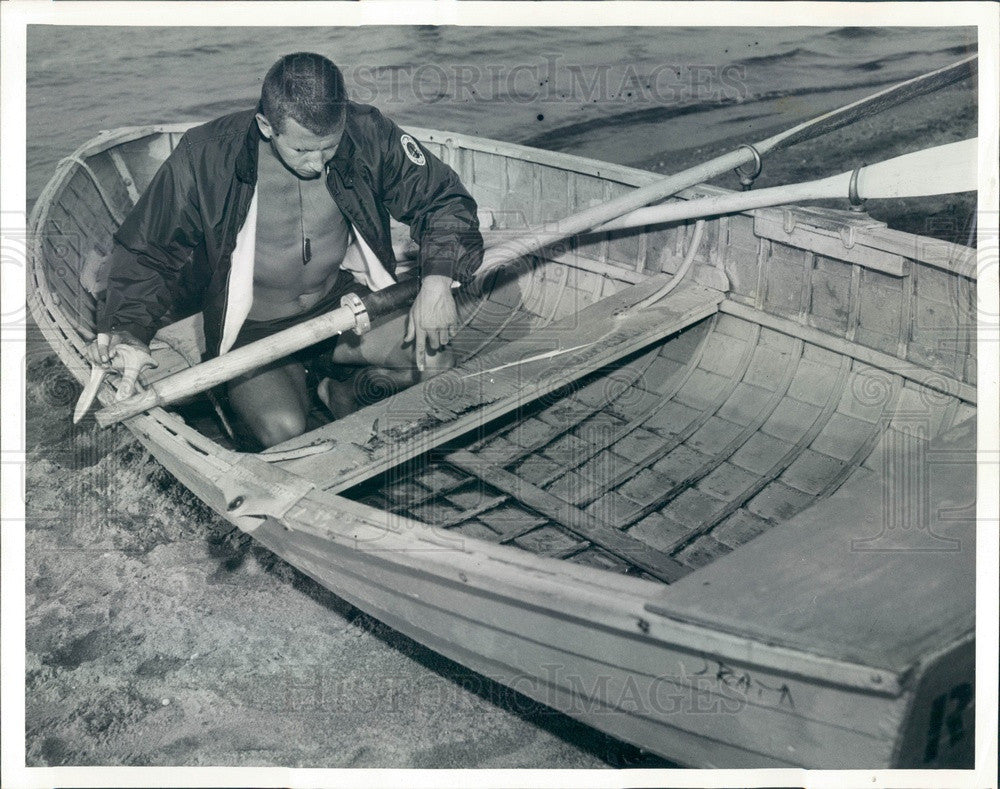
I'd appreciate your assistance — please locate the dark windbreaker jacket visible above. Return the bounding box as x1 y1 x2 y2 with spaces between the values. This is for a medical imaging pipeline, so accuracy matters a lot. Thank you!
98 103 484 357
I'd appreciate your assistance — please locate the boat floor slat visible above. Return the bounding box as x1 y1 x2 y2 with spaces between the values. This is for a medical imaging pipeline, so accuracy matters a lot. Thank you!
425 346 664 520
494 516 550 544
397 322 708 518
559 323 763 513
814 377 903 498
671 354 855 559
429 317 719 538
447 449 690 584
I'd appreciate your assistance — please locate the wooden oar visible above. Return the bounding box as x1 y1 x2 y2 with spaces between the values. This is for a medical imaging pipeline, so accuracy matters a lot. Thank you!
94 279 421 427
94 56 976 428
596 138 978 232
473 55 977 282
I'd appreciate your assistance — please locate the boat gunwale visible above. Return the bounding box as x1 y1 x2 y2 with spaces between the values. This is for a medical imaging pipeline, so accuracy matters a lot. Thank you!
26 123 979 699
408 125 978 280
62 122 978 279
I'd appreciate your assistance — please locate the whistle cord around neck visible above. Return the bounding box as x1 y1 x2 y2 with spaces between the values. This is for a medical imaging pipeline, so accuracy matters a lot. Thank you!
298 180 312 265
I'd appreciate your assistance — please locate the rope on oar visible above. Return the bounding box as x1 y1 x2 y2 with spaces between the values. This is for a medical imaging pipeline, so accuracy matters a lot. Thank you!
627 219 706 312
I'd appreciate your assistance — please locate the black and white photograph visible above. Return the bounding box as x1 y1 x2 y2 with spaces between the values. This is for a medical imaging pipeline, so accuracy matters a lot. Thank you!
2 2 998 786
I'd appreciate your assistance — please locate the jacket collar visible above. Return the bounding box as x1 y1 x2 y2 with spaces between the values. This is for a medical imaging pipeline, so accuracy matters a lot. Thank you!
330 127 356 171
328 103 357 175
235 108 261 185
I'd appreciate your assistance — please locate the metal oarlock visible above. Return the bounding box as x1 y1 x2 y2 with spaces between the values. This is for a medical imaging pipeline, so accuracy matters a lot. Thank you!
734 144 762 191
340 292 371 335
848 164 867 212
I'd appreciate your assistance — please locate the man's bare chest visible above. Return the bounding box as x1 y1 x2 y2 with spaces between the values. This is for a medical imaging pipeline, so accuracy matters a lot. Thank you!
253 153 351 289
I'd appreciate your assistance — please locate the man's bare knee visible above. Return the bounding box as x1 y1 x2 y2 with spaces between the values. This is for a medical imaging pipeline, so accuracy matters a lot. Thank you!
354 366 416 407
254 410 307 448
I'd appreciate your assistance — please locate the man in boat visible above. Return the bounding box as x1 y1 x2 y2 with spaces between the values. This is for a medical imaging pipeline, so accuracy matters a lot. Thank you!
88 52 483 448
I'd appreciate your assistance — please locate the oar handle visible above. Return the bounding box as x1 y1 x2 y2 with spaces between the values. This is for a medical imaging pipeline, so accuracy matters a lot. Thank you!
358 276 421 320
94 278 423 427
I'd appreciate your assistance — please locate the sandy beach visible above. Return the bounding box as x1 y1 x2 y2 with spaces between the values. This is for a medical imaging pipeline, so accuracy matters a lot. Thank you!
25 352 653 768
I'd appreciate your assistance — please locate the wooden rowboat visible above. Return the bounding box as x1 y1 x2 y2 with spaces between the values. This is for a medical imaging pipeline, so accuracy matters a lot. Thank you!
28 116 977 768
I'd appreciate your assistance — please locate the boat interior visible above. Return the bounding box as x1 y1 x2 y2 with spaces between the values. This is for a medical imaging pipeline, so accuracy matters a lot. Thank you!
32 126 978 587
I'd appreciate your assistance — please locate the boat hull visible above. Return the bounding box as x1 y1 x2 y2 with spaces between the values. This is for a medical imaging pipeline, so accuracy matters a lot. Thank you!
26 123 977 768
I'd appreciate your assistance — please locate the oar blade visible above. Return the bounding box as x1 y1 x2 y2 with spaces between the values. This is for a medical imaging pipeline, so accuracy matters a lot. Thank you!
593 137 975 233
858 138 978 199
768 55 977 154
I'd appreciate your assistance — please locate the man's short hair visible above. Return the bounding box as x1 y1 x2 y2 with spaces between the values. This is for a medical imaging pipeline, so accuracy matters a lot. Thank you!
260 53 347 135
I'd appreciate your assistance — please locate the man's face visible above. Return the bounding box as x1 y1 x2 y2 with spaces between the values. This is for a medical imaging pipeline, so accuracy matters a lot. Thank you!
256 113 345 179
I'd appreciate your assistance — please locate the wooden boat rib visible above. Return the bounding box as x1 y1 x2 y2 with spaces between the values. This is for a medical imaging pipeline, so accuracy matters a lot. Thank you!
28 121 977 768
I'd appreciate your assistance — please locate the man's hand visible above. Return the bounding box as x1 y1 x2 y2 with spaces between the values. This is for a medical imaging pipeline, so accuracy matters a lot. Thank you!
404 275 458 371
87 331 157 400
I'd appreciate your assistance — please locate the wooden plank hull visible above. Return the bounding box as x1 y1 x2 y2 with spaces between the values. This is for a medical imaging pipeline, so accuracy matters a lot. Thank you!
26 123 978 768
120 402 970 769
249 520 900 768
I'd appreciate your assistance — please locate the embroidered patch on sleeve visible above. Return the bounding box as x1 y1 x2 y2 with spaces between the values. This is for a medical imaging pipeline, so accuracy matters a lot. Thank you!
400 134 426 166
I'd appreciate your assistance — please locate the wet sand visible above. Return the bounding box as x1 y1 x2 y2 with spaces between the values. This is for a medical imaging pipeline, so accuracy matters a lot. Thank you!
22 82 978 769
